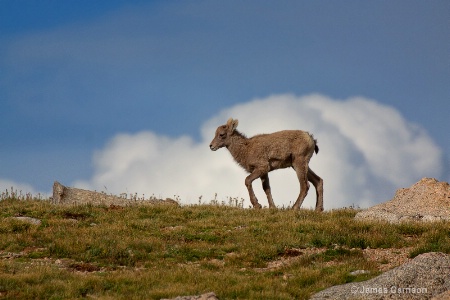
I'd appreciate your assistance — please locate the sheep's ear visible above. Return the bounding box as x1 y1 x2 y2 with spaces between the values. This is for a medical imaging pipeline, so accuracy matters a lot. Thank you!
227 118 239 133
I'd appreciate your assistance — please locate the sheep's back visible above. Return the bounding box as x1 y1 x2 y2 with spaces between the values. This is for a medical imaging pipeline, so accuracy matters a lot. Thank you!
249 130 315 159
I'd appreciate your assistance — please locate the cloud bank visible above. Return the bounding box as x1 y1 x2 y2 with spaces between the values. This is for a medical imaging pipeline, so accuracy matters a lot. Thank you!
75 94 444 209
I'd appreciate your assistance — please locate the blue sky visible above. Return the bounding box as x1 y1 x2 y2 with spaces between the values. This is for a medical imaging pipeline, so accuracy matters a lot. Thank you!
1 1 449 207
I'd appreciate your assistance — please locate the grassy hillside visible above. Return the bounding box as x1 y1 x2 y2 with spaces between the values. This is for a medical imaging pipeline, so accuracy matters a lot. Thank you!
0 193 449 299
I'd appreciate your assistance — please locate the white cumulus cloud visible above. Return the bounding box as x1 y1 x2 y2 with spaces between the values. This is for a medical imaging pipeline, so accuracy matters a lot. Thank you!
74 94 444 209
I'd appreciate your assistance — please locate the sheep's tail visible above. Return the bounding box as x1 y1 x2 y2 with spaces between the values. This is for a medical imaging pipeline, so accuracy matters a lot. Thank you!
310 133 319 154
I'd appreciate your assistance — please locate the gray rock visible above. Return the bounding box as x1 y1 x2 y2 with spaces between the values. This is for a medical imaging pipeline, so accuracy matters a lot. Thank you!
13 216 42 225
310 252 450 300
52 181 180 207
356 210 400 223
161 292 218 300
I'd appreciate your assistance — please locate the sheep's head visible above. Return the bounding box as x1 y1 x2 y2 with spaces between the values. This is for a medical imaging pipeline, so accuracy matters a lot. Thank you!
209 118 239 151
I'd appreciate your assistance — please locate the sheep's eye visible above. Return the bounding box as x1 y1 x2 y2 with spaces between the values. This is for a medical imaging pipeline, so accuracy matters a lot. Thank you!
219 133 226 138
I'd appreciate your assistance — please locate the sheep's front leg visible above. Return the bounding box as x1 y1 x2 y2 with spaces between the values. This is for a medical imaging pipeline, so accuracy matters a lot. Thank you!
245 170 264 209
261 174 276 208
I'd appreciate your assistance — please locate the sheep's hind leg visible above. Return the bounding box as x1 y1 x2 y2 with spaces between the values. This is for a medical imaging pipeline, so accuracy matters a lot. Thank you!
245 170 264 209
292 161 309 210
261 174 276 208
308 167 324 212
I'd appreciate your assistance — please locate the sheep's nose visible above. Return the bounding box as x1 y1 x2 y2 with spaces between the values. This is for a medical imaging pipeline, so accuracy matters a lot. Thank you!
209 144 216 151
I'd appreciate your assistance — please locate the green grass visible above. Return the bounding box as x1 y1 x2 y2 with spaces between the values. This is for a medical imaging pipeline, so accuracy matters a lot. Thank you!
0 195 449 299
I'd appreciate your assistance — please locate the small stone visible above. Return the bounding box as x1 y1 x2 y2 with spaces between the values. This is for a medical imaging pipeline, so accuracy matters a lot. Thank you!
13 216 42 225
349 270 370 276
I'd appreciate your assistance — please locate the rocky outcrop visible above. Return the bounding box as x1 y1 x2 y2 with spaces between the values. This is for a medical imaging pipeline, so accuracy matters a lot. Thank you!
51 181 179 207
355 178 449 223
310 252 450 300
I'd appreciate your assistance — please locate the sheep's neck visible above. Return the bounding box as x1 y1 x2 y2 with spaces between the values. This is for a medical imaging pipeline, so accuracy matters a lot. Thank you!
227 131 249 170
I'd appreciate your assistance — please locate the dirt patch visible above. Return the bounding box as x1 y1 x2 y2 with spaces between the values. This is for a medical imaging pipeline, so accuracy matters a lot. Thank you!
63 212 88 220
362 247 413 272
105 204 124 211
68 262 101 272
254 246 415 273
255 247 327 272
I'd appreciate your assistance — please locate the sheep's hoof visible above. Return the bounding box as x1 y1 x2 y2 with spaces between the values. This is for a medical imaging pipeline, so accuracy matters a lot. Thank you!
253 203 262 209
315 207 324 212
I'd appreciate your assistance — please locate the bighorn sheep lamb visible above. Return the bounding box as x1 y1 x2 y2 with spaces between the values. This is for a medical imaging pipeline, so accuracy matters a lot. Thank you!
210 118 323 211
